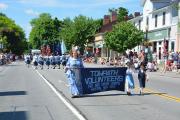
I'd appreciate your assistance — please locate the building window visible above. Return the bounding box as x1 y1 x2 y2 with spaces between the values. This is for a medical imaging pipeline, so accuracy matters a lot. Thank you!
139 20 141 30
159 41 161 45
155 15 158 27
168 28 171 38
171 42 174 51
163 12 166 25
146 17 149 26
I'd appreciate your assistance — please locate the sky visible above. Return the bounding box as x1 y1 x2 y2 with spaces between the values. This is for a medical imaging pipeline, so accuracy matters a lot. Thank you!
0 0 142 38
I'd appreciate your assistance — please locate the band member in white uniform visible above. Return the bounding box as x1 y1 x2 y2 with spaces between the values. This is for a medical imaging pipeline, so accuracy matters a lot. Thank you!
25 54 31 68
33 54 38 69
38 55 44 69
55 54 61 69
45 56 50 69
50 54 56 69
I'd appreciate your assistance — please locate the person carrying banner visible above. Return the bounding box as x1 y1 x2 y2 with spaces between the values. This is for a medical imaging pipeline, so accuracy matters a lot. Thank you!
65 49 84 98
125 62 135 95
138 64 149 95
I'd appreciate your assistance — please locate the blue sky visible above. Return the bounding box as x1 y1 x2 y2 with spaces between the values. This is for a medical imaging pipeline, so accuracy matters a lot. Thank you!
0 0 142 38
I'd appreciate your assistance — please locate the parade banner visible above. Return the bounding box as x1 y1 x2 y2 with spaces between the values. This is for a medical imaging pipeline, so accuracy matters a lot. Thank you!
79 67 127 94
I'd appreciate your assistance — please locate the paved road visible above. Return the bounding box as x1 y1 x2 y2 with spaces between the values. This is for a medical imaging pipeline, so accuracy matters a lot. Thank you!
0 62 180 120
0 62 77 120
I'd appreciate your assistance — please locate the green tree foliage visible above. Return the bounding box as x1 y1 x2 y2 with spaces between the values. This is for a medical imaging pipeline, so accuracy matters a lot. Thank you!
0 13 27 55
29 13 62 49
117 7 129 22
60 15 102 53
109 7 128 22
105 22 144 53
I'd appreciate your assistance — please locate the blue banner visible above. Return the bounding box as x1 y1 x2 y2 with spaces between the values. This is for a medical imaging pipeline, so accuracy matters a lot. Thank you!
80 67 127 94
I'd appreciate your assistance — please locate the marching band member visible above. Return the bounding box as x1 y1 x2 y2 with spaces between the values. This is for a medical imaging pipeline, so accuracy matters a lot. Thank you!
61 54 67 69
50 54 56 69
45 56 50 69
38 55 44 70
25 54 31 68
55 54 61 69
33 54 38 69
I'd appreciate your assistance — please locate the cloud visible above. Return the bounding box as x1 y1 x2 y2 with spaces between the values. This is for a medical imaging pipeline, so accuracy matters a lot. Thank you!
17 0 129 8
0 3 8 10
26 24 32 38
25 9 39 16
18 0 60 7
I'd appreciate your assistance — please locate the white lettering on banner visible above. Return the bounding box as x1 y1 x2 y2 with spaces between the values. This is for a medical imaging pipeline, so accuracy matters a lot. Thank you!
83 69 125 92
90 70 119 77
85 76 124 84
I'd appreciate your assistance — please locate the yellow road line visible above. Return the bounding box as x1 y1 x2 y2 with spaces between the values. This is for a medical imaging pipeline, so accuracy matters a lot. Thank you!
144 88 180 103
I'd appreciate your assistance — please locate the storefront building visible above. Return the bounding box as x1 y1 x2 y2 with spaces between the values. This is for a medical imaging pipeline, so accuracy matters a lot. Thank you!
93 12 118 59
130 0 180 60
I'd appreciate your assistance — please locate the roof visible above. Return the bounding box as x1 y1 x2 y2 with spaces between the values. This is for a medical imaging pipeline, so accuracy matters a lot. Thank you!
141 0 173 6
141 0 146 6
99 20 117 33
128 15 143 22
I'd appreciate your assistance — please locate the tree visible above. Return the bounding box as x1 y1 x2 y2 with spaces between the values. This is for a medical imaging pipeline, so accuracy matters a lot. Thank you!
117 7 129 22
109 7 128 22
29 13 62 49
105 22 144 53
0 13 27 55
60 15 102 53
59 18 74 51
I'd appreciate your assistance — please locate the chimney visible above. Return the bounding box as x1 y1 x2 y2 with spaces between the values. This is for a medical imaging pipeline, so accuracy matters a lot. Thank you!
134 12 140 17
111 11 117 22
128 14 134 20
103 15 110 25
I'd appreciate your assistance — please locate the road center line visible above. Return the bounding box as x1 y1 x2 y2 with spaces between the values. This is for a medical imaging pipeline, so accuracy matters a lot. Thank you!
36 70 87 120
145 88 180 102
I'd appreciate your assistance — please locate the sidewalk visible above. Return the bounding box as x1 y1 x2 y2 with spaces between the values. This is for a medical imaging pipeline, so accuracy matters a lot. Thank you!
149 71 180 78
84 62 180 78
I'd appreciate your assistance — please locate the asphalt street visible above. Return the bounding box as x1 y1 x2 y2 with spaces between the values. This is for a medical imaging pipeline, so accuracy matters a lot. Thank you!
0 62 77 120
0 61 180 120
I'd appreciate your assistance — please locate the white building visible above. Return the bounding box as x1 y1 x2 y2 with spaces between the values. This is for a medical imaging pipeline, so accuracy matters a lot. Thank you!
130 0 180 60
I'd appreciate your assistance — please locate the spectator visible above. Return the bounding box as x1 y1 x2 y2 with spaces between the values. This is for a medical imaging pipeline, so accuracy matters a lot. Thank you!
172 51 179 72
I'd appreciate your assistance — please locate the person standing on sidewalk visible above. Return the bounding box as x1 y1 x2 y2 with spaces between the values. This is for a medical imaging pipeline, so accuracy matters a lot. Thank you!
173 51 179 72
138 64 149 95
65 49 84 98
